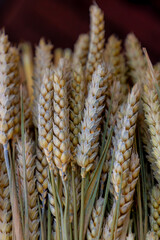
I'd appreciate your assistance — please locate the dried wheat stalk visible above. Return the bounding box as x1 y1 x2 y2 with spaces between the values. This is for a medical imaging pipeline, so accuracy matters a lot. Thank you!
104 35 127 93
125 33 146 84
33 38 53 127
0 155 12 240
103 151 140 240
53 59 70 177
85 4 105 83
112 84 140 195
17 135 39 240
77 63 108 177
38 68 55 170
0 31 19 144
73 33 89 69
70 61 85 167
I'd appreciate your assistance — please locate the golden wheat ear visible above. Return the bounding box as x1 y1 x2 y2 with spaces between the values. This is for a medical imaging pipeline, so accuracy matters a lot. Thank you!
76 63 108 177
73 33 89 69
0 150 12 239
104 35 127 93
33 38 53 128
85 3 105 83
125 33 146 84
0 32 20 144
17 134 39 239
53 58 70 177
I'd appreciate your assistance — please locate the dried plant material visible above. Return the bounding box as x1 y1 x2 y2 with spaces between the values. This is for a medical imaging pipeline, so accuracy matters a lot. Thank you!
22 85 32 129
36 146 48 203
33 38 53 127
64 48 72 61
112 84 140 195
150 186 160 239
70 61 85 167
125 33 146 84
103 151 140 240
77 64 108 177
85 4 105 83
0 157 12 240
104 35 127 93
38 68 54 170
87 197 104 240
0 32 20 144
73 34 89 68
146 231 158 240
17 135 39 240
54 48 63 67
126 233 135 240
142 64 160 183
53 59 70 177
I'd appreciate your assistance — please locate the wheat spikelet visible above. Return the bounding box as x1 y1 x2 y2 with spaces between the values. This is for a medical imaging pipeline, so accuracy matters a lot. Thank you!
22 85 32 130
70 61 85 167
33 38 53 127
17 134 39 240
103 151 140 240
0 31 19 144
38 68 55 170
146 231 158 240
73 33 89 68
77 63 108 177
53 59 70 176
0 154 12 240
85 4 105 83
125 33 146 84
112 84 140 195
36 145 48 203
54 48 63 67
86 197 104 240
104 35 127 93
48 181 56 217
150 185 160 239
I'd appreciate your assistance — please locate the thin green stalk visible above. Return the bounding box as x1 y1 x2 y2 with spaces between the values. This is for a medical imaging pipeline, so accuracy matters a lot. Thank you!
79 176 85 240
97 152 115 239
50 170 60 240
62 174 69 240
48 199 51 240
72 168 78 240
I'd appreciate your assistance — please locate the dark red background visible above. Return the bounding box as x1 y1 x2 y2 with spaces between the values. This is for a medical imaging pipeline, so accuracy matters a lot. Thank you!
0 0 160 63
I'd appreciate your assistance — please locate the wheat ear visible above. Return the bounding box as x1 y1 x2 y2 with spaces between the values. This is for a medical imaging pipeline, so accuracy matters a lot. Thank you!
0 153 12 240
103 151 140 240
54 48 63 67
22 85 32 130
53 59 70 177
73 33 89 69
125 33 146 84
0 31 19 144
86 197 104 240
36 145 49 204
38 68 55 170
77 63 108 177
33 38 53 127
104 35 127 92
17 134 39 240
85 4 105 82
70 61 85 167
150 185 160 239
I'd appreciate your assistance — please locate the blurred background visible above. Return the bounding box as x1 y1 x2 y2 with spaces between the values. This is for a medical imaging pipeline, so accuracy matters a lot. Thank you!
0 0 160 63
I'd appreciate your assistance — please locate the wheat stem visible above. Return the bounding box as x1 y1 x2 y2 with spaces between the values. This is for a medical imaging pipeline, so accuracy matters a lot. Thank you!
50 170 60 240
79 175 85 240
72 169 78 240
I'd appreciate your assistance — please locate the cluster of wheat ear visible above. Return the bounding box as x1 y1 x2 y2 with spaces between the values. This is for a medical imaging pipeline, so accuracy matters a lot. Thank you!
0 3 160 240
